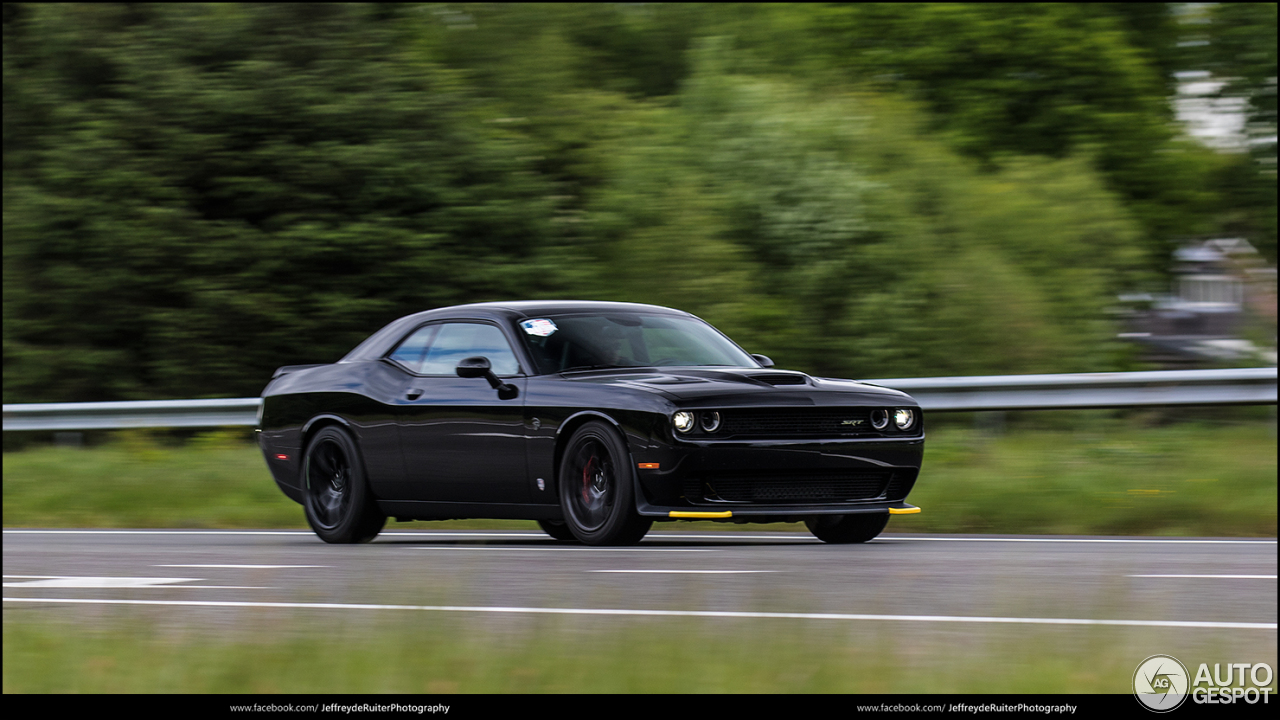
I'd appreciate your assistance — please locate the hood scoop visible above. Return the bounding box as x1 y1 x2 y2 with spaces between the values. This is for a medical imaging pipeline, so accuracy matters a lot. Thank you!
745 373 810 386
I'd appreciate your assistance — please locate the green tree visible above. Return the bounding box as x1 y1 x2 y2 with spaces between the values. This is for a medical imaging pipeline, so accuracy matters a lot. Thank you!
577 47 1148 378
1202 2 1277 262
4 4 554 402
0 4 1215 404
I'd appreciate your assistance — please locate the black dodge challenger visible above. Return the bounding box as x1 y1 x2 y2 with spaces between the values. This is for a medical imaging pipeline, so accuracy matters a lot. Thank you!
258 301 923 545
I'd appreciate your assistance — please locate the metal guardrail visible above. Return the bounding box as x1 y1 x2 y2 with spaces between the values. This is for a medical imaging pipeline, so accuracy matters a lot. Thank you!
2 368 1276 431
865 367 1278 411
3 398 263 432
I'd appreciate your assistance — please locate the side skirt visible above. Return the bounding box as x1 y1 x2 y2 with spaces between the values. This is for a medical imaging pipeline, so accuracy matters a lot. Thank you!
378 500 563 522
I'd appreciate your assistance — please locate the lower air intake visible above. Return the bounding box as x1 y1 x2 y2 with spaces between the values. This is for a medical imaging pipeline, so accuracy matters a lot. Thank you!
684 470 893 504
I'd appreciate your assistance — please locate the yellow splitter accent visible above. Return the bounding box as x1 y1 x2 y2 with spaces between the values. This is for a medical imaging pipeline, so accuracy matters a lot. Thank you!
889 507 921 515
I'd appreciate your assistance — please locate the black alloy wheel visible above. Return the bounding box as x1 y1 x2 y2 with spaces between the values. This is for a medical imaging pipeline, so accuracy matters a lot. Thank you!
558 421 653 546
805 513 889 544
302 426 386 544
536 519 577 541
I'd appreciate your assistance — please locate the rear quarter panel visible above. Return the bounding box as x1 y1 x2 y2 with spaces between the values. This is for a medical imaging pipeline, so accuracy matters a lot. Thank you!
259 361 407 501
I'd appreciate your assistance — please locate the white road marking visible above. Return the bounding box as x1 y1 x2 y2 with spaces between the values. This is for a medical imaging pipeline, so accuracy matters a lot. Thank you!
4 596 1274 630
411 547 715 553
154 564 328 569
1129 574 1277 579
3 530 319 536
876 537 1278 545
589 570 775 574
4 575 199 587
0 529 542 538
1 575 268 589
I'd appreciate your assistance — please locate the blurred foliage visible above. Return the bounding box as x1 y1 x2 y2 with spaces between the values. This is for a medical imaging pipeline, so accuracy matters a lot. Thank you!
709 3 1251 259
1203 3 1277 141
4 4 554 401
3 3 1274 402
1202 2 1278 258
570 50 1148 377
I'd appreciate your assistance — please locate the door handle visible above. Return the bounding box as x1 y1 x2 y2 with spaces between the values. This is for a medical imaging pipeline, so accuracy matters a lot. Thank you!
406 388 424 400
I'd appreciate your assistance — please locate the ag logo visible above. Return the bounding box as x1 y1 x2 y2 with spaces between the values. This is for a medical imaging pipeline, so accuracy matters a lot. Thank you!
1135 655 1190 712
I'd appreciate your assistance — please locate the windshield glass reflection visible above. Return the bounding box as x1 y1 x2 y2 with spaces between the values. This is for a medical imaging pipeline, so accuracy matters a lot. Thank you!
518 314 757 374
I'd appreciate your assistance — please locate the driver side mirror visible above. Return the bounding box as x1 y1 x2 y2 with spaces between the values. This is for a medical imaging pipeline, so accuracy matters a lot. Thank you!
456 356 493 379
752 354 774 368
457 356 518 400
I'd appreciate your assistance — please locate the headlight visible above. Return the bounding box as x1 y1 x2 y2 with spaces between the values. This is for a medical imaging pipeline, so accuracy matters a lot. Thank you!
894 408 915 430
673 411 696 433
870 408 889 430
701 411 721 432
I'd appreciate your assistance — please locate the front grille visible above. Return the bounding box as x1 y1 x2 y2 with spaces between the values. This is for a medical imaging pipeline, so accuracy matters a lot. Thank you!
718 408 879 438
683 470 893 504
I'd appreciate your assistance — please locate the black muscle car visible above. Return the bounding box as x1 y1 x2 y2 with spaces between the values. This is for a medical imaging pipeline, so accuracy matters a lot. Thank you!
258 301 924 545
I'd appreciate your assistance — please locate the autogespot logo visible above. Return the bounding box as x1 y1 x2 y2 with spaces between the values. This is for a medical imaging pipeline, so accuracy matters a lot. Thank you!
1135 655 1190 712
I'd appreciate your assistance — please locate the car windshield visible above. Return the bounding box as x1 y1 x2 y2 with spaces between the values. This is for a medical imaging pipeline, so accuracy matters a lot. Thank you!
517 313 758 374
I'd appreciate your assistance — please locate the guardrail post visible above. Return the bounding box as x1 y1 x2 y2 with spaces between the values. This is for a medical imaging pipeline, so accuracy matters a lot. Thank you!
53 432 83 447
975 410 1007 436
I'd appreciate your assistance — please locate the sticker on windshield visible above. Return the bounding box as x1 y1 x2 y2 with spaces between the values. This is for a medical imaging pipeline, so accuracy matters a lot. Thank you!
521 318 558 337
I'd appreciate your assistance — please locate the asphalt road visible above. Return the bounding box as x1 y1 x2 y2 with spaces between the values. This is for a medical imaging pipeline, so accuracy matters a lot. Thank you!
4 529 1275 635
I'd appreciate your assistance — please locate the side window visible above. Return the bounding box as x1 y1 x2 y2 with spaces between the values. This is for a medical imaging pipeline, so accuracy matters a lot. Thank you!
418 323 521 376
387 325 438 373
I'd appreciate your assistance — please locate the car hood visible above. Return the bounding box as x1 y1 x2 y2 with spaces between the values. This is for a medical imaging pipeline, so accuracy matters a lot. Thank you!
558 367 916 407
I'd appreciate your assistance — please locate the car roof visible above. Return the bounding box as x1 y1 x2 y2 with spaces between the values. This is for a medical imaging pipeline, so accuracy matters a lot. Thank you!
442 300 688 316
340 300 693 362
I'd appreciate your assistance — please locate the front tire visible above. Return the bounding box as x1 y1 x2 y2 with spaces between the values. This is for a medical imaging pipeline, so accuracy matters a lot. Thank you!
536 519 577 541
805 513 888 544
302 426 386 544
558 421 652 546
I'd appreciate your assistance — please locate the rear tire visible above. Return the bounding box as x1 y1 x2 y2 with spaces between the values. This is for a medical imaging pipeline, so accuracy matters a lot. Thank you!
301 426 386 544
558 421 653 546
805 513 888 544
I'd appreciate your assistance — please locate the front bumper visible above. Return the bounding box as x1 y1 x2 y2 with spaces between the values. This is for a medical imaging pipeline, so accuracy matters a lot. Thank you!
631 436 924 518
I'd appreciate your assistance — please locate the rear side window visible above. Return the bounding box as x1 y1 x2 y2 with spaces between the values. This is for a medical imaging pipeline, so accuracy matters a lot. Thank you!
390 322 521 376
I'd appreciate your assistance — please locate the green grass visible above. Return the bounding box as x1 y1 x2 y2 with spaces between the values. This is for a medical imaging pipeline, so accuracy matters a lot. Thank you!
7 611 1272 693
3 423 1275 536
906 422 1278 537
2 430 306 530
